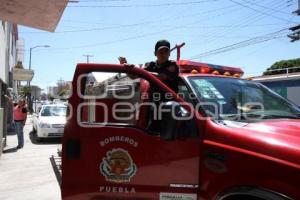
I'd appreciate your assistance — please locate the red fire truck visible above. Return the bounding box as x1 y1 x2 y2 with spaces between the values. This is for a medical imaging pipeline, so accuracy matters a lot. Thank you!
61 50 300 200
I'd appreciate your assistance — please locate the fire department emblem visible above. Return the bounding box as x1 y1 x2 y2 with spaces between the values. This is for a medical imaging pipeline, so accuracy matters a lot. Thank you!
100 148 137 183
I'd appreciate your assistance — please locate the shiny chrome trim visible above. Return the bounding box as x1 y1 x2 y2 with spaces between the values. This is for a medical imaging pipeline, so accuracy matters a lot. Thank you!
169 184 199 188
217 186 293 200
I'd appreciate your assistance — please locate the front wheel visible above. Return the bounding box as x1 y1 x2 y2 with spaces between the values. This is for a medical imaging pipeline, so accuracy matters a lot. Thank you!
35 129 42 142
32 125 36 133
223 196 265 200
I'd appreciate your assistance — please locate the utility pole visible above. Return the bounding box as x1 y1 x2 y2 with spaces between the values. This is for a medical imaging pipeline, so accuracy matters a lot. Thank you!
57 77 65 96
294 0 300 15
83 54 93 63
288 25 300 42
288 0 300 42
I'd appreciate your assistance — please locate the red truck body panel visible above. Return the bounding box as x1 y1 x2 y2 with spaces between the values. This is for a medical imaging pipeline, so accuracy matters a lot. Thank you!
61 63 300 200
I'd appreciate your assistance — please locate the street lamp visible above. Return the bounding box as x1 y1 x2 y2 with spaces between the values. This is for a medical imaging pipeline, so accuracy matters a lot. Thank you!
29 45 50 70
27 45 50 113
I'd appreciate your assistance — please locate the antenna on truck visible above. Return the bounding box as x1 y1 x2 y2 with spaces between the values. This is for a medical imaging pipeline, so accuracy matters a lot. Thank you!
170 42 185 61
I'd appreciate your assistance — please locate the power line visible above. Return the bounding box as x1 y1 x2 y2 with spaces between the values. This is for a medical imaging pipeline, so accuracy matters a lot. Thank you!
19 5 245 52
33 7 243 52
193 0 291 47
189 29 289 59
62 19 116 25
79 0 131 2
62 4 237 24
20 21 156 34
169 26 292 40
212 0 289 32
191 0 282 42
229 0 297 23
40 27 173 51
240 0 292 15
20 4 239 34
139 2 246 40
21 3 288 52
133 23 295 30
193 36 285 58
67 0 220 8
20 1 293 53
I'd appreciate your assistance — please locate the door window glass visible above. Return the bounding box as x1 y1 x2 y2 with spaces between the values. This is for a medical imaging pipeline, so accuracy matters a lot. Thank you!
79 72 146 126
78 71 198 140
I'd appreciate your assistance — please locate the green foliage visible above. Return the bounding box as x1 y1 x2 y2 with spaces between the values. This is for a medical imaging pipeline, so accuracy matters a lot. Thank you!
14 61 24 69
18 86 31 95
57 89 71 99
58 89 67 96
47 93 54 101
263 58 300 75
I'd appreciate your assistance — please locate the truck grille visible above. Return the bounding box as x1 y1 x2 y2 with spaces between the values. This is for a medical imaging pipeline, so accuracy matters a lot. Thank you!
48 132 63 137
52 124 65 128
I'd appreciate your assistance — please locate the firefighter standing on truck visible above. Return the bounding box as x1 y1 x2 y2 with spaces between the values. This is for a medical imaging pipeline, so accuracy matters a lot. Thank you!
119 39 179 93
119 39 180 133
145 39 179 93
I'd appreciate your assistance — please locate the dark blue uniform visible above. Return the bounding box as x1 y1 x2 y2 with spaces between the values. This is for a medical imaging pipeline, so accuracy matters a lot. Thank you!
144 60 179 93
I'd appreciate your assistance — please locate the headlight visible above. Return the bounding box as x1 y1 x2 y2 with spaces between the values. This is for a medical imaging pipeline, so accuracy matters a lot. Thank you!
40 122 51 128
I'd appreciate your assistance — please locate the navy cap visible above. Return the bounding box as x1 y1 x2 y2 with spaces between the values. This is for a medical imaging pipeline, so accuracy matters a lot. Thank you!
155 40 170 54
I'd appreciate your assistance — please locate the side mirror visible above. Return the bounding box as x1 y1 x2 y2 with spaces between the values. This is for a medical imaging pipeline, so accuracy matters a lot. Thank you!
159 101 192 141
163 101 190 115
146 101 197 141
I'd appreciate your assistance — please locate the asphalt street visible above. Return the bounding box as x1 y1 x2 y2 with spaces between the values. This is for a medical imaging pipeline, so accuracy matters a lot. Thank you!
0 115 61 200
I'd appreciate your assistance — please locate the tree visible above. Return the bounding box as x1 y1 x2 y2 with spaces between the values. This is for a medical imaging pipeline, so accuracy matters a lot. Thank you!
14 61 24 69
18 86 31 96
58 89 67 97
47 93 54 101
263 58 300 75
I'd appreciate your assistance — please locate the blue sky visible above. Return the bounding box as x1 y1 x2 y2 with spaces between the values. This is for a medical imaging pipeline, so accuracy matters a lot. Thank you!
19 0 300 91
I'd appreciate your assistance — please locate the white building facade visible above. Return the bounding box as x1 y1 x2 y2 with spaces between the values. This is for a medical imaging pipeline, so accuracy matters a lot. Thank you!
0 21 18 155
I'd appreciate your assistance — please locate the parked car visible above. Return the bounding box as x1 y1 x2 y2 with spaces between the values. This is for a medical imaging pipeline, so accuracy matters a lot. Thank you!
53 98 68 106
32 104 67 141
40 100 52 105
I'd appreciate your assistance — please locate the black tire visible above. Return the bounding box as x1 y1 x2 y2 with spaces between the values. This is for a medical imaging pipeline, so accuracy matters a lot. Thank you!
218 187 290 200
35 130 42 142
36 136 41 142
223 196 265 200
32 126 36 133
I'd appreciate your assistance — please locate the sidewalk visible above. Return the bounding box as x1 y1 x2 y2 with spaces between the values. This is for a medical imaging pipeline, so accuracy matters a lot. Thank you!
0 115 61 200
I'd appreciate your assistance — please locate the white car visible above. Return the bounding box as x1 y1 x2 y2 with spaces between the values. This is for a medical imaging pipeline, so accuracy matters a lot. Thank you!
32 104 67 141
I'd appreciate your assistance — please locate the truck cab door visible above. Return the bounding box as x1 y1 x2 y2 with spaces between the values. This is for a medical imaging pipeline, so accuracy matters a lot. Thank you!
61 64 202 200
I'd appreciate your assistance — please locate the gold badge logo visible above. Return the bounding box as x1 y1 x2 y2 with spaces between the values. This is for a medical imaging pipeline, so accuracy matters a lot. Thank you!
100 148 137 183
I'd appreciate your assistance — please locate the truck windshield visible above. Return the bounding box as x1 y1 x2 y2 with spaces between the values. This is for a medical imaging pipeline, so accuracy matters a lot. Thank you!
188 77 300 122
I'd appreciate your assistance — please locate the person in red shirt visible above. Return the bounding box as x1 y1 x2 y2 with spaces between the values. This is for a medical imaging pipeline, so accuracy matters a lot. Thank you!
13 99 27 149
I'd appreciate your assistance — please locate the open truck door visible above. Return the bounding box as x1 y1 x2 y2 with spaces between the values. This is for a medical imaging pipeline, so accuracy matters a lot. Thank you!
61 64 203 200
